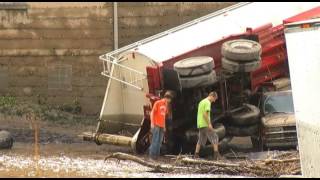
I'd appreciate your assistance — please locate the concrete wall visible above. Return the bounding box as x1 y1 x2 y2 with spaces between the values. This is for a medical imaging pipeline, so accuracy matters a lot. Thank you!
0 2 235 115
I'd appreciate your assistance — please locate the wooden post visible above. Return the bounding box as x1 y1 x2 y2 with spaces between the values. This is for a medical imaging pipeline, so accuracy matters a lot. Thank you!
82 132 132 147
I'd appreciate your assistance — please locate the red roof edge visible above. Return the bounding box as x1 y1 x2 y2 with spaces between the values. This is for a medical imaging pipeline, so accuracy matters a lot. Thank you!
283 6 320 24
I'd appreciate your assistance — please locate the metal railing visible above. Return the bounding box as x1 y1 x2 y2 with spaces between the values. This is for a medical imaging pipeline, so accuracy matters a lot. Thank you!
101 54 146 90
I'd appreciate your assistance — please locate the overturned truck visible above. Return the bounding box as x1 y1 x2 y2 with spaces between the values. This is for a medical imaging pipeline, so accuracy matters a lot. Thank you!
82 2 320 155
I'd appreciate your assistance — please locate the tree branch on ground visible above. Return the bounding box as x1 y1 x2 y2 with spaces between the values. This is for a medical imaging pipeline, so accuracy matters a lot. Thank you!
104 152 176 173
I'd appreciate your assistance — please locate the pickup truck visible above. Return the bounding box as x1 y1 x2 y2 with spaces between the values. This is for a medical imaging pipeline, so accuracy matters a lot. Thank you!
253 90 297 150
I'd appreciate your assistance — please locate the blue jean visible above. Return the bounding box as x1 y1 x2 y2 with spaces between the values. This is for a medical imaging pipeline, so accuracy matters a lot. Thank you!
149 126 164 158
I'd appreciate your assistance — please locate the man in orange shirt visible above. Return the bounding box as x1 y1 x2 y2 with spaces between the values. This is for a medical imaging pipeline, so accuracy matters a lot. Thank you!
149 91 173 159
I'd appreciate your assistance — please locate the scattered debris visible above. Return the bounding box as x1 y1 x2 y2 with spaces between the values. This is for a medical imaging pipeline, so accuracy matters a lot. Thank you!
103 151 301 178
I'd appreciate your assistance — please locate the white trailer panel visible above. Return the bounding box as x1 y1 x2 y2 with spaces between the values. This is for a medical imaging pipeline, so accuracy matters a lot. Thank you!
130 2 320 63
284 18 320 178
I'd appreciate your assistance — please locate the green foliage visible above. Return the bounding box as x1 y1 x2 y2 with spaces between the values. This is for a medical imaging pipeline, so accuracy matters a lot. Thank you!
0 96 16 107
58 98 82 114
0 96 96 126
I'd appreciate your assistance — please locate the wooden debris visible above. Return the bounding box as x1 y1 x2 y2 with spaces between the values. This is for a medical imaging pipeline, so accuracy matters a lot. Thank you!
104 152 302 177
264 158 300 165
180 157 240 167
104 152 175 173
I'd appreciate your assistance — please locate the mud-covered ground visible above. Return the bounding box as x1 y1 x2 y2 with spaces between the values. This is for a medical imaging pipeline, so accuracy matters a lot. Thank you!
0 100 298 178
0 108 260 178
0 145 248 178
0 115 253 178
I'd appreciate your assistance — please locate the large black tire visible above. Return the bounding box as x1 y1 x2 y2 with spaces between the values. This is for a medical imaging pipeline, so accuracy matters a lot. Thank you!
218 135 233 152
174 56 214 77
251 135 264 151
200 136 233 156
222 57 261 73
214 123 226 139
185 123 226 143
219 135 233 146
226 124 259 137
0 130 13 149
229 104 260 126
179 71 218 89
221 39 262 61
